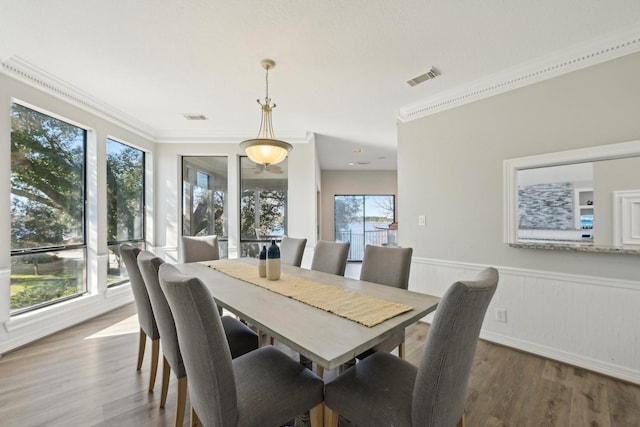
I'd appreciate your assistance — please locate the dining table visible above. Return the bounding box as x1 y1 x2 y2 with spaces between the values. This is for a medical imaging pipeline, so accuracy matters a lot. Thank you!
173 257 440 371
172 257 440 427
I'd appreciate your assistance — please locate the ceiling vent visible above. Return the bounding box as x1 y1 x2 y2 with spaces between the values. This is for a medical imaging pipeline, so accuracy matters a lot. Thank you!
407 67 440 87
183 113 208 120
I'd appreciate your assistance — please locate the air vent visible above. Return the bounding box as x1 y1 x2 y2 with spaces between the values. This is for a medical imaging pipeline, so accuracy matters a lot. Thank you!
407 67 440 87
183 113 208 121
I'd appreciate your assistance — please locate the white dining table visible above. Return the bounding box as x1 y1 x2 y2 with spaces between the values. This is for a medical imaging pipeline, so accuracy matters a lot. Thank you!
173 258 440 371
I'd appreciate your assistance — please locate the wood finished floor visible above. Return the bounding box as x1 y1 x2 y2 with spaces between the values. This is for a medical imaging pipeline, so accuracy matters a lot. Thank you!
0 302 639 427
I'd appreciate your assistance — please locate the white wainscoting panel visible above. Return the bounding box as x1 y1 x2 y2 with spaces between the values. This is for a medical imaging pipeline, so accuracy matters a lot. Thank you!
409 257 640 384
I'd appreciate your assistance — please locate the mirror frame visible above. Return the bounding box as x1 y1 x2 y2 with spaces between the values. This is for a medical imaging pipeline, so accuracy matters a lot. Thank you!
503 139 640 246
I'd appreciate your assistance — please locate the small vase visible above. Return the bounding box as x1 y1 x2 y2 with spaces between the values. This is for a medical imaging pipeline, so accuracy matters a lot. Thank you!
258 245 267 278
266 239 281 280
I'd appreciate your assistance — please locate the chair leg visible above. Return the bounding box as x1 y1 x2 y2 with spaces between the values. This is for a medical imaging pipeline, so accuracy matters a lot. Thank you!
137 328 147 370
456 413 466 427
190 405 200 427
160 357 171 407
315 364 324 379
398 341 406 359
324 405 339 427
269 335 274 345
175 376 188 427
149 338 160 391
258 329 264 347
309 403 324 427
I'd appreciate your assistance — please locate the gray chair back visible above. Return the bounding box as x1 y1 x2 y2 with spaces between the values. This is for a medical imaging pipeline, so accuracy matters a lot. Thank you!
180 235 220 263
359 245 413 289
412 267 498 426
120 244 159 340
159 264 238 426
310 240 350 276
137 251 185 378
279 236 307 267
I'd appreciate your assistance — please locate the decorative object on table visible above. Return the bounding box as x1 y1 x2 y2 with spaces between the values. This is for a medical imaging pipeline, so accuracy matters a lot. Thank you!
239 59 292 166
267 239 281 280
258 245 267 277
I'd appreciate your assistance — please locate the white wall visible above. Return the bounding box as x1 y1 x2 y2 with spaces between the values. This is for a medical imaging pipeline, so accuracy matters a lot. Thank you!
320 170 397 242
0 73 155 354
398 52 640 383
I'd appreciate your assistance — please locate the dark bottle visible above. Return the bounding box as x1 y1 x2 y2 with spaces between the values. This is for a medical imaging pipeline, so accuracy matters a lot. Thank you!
258 245 267 277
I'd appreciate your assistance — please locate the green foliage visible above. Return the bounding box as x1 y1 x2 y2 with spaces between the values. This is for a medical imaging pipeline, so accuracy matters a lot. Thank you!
10 275 81 310
10 103 85 249
335 196 363 231
106 139 144 241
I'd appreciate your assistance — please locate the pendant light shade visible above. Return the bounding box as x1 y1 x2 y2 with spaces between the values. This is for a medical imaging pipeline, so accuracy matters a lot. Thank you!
240 59 292 166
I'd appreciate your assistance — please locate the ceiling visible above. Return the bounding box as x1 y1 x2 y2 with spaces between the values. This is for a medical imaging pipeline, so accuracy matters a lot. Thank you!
2 1 640 170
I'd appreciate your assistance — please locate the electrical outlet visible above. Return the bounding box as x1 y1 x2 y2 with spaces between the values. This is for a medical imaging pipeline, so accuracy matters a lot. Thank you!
495 308 507 323
418 215 426 226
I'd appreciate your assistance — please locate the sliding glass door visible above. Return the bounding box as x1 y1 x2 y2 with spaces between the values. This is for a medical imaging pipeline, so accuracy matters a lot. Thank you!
334 195 395 261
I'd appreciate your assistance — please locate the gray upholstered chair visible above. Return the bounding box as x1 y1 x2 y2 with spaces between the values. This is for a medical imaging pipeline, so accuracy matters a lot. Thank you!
120 243 160 392
158 264 324 427
137 251 259 427
180 235 220 263
279 236 307 267
310 240 350 276
324 267 499 427
357 244 413 359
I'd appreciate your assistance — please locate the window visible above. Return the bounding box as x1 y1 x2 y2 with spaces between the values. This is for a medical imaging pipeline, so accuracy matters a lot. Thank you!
334 195 395 261
10 103 87 314
182 156 228 257
239 157 288 257
106 138 145 285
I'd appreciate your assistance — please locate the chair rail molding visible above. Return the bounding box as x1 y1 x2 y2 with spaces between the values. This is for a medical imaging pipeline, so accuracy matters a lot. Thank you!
398 24 640 123
408 256 640 385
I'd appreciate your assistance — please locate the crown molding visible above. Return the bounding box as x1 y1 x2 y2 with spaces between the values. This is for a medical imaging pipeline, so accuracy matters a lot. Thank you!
398 24 640 123
1 56 158 141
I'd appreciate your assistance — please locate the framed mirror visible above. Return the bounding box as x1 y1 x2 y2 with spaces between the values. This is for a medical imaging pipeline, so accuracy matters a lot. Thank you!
503 140 640 253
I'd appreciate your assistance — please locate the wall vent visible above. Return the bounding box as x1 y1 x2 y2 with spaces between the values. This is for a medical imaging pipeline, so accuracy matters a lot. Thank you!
407 67 440 87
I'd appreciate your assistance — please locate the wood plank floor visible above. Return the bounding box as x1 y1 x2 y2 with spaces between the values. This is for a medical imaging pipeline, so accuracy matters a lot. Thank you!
0 303 638 426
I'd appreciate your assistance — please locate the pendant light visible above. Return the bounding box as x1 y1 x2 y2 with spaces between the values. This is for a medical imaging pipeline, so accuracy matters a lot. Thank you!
240 59 293 166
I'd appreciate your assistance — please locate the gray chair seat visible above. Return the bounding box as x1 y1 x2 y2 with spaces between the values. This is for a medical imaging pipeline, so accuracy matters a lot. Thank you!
325 352 417 427
233 346 324 427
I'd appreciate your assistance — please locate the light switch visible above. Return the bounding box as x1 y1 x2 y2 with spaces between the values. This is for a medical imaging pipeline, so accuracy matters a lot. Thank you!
418 215 426 226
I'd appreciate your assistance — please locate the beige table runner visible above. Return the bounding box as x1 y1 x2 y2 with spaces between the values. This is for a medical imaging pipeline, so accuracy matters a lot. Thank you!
201 260 413 327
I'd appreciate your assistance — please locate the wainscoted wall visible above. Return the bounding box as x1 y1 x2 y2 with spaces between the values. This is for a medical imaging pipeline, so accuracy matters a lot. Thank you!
409 257 640 384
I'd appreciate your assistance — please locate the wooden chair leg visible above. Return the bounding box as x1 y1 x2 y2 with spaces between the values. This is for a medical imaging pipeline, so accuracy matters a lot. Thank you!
324 404 339 427
269 335 274 345
148 338 160 391
160 357 171 407
315 364 324 379
190 405 200 427
309 403 324 427
258 329 264 347
137 328 147 370
398 341 406 359
456 413 466 427
175 376 188 427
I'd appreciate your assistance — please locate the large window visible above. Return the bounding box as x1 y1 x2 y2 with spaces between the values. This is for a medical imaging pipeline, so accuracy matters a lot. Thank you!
106 138 145 285
240 157 288 257
335 195 395 261
182 156 228 257
10 103 87 314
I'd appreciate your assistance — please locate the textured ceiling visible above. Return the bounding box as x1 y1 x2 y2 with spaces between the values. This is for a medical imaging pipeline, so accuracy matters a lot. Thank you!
2 1 640 170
